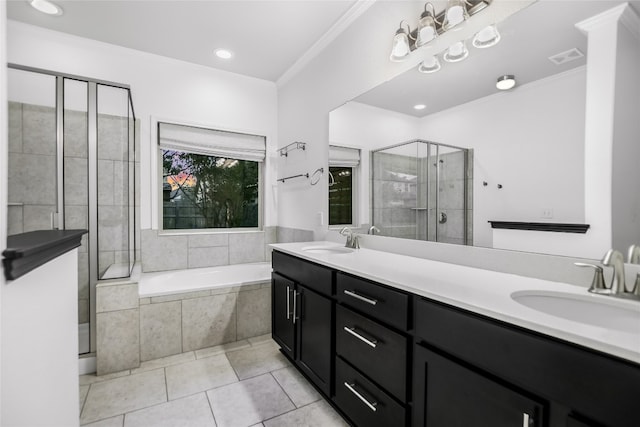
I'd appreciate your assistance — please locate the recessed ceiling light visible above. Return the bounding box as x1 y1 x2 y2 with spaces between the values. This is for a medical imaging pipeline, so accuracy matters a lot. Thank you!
214 49 233 60
414 104 427 110
29 0 63 16
496 75 516 90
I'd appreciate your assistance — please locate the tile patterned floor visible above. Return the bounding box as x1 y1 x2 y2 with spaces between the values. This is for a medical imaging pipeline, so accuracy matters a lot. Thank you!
79 335 348 427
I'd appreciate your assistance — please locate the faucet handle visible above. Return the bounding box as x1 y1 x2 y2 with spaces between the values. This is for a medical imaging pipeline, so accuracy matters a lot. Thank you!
632 273 640 297
574 262 608 293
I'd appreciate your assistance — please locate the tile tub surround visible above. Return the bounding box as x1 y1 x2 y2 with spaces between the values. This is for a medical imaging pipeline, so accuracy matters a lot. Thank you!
140 226 312 273
79 336 347 426
96 279 272 374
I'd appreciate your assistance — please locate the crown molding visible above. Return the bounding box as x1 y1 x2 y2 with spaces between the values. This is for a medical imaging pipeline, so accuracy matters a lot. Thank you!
276 0 377 88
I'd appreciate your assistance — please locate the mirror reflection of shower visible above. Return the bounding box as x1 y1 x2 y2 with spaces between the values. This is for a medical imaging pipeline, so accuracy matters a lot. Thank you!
371 140 472 245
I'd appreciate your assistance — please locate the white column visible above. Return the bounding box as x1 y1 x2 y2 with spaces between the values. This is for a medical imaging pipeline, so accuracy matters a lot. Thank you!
576 3 640 258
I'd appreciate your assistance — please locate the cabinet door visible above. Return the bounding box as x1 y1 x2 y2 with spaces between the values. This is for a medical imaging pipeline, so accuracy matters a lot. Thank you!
413 344 545 427
271 273 295 360
296 285 333 396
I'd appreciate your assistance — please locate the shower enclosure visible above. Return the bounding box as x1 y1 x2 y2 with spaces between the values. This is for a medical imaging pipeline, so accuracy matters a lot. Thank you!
371 140 472 245
7 64 137 355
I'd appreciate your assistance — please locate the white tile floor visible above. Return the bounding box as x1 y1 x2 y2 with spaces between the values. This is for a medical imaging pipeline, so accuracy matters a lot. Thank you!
79 335 348 427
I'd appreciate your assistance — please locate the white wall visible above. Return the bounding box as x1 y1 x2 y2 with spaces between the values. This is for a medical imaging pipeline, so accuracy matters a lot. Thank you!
329 101 420 226
2 251 80 427
418 68 586 248
7 21 279 231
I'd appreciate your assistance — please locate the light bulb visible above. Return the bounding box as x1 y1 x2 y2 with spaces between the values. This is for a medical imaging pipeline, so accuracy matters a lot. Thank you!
473 25 501 49
496 75 516 90
443 41 469 63
390 28 411 62
418 55 441 73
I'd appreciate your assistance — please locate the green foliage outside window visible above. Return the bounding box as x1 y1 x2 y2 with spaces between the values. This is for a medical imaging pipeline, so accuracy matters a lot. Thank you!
162 149 259 229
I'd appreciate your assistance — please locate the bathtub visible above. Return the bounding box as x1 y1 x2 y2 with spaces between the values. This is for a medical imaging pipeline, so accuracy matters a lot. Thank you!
138 262 272 298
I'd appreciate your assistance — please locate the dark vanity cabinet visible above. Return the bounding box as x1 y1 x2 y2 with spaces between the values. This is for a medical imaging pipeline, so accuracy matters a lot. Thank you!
271 251 334 396
272 250 640 427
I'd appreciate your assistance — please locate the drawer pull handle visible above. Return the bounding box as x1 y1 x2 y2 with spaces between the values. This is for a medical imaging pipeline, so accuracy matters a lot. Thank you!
344 382 377 412
343 326 378 348
344 289 378 306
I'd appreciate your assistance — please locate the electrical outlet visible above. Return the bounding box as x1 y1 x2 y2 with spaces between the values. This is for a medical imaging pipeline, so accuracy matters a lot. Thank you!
541 208 554 219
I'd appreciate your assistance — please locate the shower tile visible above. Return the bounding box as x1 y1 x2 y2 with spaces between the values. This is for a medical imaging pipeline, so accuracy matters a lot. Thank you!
98 159 115 206
98 252 115 278
188 233 229 248
7 205 23 235
438 179 465 210
83 415 124 427
8 102 22 153
97 308 140 375
98 206 129 252
8 153 56 205
132 352 196 375
23 204 56 232
80 369 166 424
264 226 277 244
97 283 139 313
237 287 271 340
64 109 88 158
151 290 211 304
22 104 56 156
124 393 215 427
293 228 314 242
224 340 289 380
78 258 89 300
64 157 89 206
229 232 265 264
78 298 90 324
188 246 229 269
247 334 273 346
206 373 294 427
182 293 237 351
263 399 347 427
79 370 131 387
98 115 129 162
271 366 321 408
141 230 188 273
66 205 88 229
140 301 182 362
165 353 238 400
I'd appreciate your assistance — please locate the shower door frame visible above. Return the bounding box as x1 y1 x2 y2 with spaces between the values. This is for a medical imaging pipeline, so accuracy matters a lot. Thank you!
8 63 137 355
371 139 469 245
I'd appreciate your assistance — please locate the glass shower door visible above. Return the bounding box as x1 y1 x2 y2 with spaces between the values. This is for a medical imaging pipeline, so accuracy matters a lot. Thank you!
433 145 469 245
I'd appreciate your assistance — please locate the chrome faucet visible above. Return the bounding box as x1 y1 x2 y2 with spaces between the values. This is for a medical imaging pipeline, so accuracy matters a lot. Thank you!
368 226 380 235
602 249 627 295
340 227 360 249
628 244 640 264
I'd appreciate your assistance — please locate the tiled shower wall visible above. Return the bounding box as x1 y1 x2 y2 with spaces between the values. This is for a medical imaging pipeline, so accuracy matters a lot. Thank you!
371 149 473 244
8 101 140 324
140 226 314 273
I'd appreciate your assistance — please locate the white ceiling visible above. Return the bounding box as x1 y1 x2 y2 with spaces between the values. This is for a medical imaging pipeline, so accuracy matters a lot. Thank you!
354 0 640 117
6 0 359 82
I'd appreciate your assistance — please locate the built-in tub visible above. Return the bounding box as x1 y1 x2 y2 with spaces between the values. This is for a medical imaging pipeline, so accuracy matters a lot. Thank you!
139 262 272 298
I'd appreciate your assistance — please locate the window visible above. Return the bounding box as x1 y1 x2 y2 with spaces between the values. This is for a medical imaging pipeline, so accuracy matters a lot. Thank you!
328 145 360 226
159 122 265 230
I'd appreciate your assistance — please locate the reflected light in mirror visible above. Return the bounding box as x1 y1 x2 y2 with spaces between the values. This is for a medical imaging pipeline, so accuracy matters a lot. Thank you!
443 0 469 30
390 21 411 62
418 55 441 73
443 41 469 62
473 24 501 48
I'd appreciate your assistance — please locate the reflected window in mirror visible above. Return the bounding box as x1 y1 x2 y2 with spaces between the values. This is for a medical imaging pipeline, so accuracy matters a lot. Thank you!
328 146 360 227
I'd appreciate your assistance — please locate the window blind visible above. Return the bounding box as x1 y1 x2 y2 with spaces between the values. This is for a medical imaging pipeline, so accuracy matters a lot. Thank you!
329 145 360 167
158 122 266 162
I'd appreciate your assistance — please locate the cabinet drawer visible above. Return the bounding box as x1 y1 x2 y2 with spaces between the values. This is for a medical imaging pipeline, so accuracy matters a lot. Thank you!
272 251 333 297
336 305 407 401
336 272 408 330
334 356 406 427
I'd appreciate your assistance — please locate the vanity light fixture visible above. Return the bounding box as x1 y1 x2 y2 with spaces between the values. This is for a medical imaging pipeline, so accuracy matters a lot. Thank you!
29 0 63 16
390 0 491 64
418 55 441 73
472 24 501 48
442 0 470 31
214 48 234 60
414 104 427 110
415 3 439 47
390 21 413 62
496 75 516 90
443 41 469 63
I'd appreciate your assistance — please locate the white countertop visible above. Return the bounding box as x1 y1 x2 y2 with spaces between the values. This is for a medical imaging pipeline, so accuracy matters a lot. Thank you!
270 241 640 365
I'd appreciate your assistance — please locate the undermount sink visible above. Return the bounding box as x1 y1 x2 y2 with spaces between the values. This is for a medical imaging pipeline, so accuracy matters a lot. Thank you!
301 246 355 255
511 290 640 334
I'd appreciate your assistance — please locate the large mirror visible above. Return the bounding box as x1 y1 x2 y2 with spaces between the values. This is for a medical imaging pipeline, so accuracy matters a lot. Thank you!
329 0 640 258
